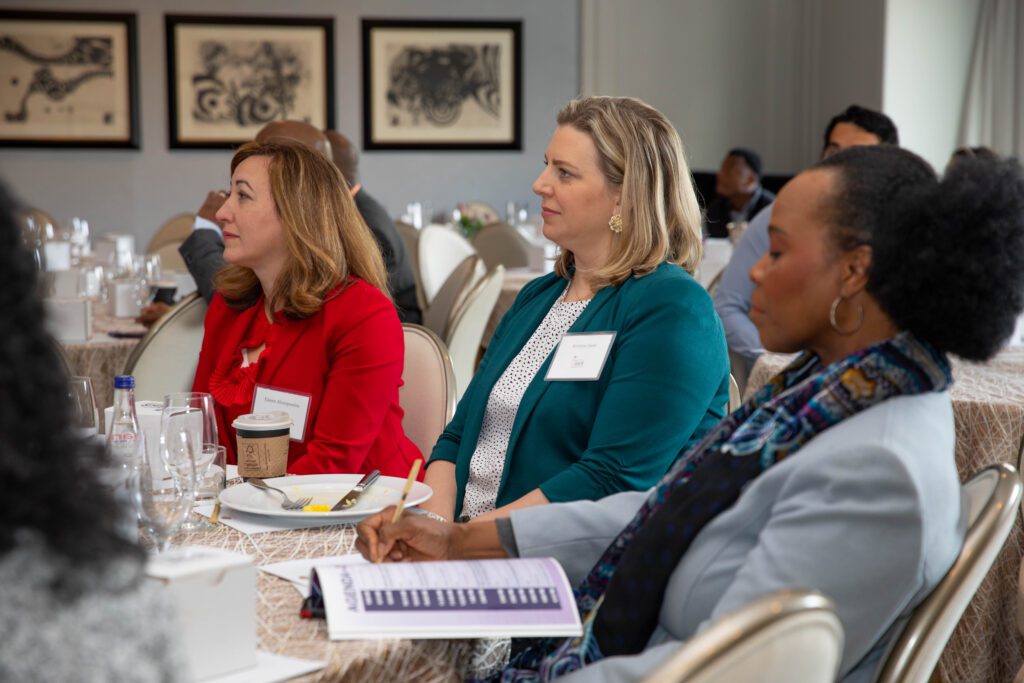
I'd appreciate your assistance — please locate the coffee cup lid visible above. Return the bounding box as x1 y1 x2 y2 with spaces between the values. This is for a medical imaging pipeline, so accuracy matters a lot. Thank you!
231 411 292 431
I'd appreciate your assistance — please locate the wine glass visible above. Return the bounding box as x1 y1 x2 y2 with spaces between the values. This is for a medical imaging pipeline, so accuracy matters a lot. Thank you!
134 428 196 553
163 393 218 530
67 376 100 437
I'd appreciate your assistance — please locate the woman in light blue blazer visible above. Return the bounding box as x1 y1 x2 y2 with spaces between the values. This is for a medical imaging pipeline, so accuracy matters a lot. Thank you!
421 97 729 523
359 147 1024 682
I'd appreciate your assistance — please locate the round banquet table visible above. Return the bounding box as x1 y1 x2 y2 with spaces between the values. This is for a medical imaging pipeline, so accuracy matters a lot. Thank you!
62 313 145 412
747 348 1024 683
174 522 473 682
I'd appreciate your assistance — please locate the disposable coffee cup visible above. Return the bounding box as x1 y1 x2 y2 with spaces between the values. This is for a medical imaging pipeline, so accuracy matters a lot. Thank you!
231 411 292 478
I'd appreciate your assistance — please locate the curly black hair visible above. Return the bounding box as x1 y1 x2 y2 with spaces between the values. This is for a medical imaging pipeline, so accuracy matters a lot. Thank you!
0 182 143 594
816 145 1024 361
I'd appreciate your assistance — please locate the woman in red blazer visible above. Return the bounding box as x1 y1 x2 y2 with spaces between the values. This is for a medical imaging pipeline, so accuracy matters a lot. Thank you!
192 140 421 476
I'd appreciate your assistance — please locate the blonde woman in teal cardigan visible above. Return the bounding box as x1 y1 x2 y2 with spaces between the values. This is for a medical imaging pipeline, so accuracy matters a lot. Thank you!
421 97 729 522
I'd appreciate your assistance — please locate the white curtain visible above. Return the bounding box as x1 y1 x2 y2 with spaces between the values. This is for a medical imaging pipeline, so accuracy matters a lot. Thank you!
959 0 1024 158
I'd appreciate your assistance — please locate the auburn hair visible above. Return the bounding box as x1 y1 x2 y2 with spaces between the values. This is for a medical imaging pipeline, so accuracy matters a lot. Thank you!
214 140 389 317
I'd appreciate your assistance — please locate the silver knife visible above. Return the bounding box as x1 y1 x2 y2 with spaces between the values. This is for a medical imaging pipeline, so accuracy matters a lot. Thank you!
331 470 381 510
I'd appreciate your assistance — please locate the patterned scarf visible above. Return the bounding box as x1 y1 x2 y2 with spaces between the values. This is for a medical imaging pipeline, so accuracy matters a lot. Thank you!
477 331 952 682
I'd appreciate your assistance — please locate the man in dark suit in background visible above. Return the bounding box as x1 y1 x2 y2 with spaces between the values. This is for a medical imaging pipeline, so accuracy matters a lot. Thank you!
702 148 774 239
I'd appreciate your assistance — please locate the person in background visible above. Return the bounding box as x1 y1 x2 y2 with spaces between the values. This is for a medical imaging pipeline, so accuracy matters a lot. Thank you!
0 181 180 681
191 141 421 476
713 104 899 378
702 147 774 239
323 129 421 323
141 121 421 324
358 146 1024 683
418 96 729 524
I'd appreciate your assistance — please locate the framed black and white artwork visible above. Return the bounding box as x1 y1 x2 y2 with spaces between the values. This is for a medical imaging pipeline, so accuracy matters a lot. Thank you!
0 10 139 148
166 15 335 149
362 19 522 151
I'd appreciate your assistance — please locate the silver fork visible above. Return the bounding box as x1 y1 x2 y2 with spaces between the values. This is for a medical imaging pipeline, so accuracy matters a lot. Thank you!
247 478 313 510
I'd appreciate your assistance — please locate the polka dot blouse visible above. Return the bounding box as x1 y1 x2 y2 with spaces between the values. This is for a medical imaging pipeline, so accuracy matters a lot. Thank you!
461 289 590 519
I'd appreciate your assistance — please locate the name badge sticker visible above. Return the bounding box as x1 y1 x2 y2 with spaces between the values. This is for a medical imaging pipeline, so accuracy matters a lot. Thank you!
252 385 312 442
545 332 617 381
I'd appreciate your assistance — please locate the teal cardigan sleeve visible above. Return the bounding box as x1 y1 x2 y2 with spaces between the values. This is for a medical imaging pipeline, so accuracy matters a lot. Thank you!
426 275 555 466
538 274 728 503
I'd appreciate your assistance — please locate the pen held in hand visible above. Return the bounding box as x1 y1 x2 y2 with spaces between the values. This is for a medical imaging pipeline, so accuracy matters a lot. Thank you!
377 458 422 563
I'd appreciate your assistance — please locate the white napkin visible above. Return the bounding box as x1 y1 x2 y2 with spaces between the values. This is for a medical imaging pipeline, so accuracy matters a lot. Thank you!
260 554 369 597
199 650 324 683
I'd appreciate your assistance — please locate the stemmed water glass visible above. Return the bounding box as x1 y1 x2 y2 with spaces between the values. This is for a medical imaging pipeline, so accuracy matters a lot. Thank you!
163 392 218 530
134 427 196 554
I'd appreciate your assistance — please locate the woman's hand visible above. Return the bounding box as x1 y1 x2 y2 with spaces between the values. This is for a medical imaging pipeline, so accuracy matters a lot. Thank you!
355 508 462 563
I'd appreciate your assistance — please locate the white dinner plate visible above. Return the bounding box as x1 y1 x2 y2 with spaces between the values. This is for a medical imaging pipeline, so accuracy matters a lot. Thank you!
218 474 432 520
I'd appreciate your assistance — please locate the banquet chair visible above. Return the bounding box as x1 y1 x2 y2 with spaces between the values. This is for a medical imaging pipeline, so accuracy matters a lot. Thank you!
22 207 59 238
400 324 457 455
875 463 1022 683
147 213 194 254
418 225 482 305
149 240 188 272
422 255 481 340
446 265 505 400
396 221 427 312
641 589 843 683
122 292 207 401
697 238 733 289
727 374 741 413
472 222 531 269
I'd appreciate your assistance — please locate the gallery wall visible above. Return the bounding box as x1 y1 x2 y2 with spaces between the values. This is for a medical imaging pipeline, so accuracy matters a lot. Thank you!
0 0 579 246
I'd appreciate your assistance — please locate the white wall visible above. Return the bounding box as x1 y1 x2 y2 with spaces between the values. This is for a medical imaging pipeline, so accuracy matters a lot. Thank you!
580 0 888 175
882 0 983 171
0 0 579 246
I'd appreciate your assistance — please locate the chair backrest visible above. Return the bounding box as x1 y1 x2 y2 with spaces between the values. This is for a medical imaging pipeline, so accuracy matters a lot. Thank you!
396 221 427 311
422 255 481 340
147 213 195 254
149 240 188 272
874 463 1022 683
698 238 733 289
122 293 208 401
418 225 478 305
446 265 505 400
472 221 532 269
400 324 457 455
641 590 843 683
727 374 741 413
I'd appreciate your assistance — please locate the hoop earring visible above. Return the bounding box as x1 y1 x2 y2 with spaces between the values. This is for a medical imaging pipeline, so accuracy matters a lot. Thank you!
829 296 864 335
608 214 623 233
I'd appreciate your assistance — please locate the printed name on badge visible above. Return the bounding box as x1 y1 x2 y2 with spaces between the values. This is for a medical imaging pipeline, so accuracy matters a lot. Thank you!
545 332 616 381
252 385 312 441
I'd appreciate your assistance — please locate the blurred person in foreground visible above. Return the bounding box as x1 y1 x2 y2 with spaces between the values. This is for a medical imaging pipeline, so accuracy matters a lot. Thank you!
702 147 774 239
713 104 899 377
191 141 421 476
358 146 1024 682
0 181 180 681
418 96 729 524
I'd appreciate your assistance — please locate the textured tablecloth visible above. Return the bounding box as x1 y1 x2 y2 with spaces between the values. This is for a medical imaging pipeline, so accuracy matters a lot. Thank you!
175 522 473 682
748 348 1024 683
482 268 547 348
62 314 145 413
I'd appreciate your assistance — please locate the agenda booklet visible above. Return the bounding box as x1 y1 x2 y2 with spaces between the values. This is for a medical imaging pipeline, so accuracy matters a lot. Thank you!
312 557 583 640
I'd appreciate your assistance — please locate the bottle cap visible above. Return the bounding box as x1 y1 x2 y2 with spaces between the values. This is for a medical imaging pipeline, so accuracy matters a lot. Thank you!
113 375 135 389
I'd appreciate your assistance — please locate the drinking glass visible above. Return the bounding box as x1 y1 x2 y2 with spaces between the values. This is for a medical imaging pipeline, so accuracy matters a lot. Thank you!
163 393 218 530
134 428 196 553
195 444 227 502
68 376 100 436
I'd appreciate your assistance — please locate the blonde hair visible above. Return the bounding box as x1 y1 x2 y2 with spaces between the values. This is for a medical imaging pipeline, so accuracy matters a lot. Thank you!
554 96 702 287
215 141 390 318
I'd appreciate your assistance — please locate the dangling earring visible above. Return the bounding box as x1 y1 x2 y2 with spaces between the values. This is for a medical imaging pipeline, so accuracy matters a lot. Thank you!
608 214 623 233
829 295 864 335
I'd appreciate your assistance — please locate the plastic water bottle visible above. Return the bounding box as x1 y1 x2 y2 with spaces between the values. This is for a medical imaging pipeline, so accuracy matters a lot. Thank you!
108 375 140 463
